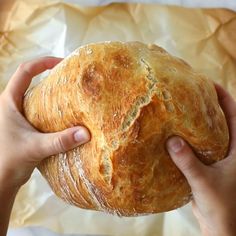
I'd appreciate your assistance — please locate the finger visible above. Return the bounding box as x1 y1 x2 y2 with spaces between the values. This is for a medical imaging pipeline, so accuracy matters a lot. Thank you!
214 83 236 119
34 126 90 160
166 136 209 191
6 57 63 105
214 83 236 152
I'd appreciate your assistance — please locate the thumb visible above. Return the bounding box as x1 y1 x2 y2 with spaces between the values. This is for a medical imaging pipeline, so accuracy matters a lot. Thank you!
35 126 90 158
166 136 208 190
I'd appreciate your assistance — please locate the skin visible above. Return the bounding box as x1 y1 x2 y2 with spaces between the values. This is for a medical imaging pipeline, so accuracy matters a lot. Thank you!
166 83 236 236
0 57 91 236
0 57 235 236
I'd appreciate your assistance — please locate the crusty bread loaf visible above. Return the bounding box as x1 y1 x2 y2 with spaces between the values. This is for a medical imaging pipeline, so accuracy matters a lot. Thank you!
23 41 229 216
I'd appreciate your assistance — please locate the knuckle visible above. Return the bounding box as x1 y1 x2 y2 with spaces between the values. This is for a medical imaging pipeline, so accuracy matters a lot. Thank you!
178 157 196 174
18 62 31 77
177 150 203 179
53 135 67 153
18 62 27 71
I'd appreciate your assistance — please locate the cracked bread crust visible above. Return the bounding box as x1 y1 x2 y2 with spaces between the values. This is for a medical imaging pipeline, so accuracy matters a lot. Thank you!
23 41 229 216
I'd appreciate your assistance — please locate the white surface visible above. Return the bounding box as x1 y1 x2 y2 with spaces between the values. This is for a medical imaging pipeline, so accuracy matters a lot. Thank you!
8 204 198 236
64 0 236 10
7 227 107 236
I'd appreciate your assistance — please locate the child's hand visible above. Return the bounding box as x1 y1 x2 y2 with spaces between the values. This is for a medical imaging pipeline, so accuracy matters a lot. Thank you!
0 57 90 190
166 84 236 236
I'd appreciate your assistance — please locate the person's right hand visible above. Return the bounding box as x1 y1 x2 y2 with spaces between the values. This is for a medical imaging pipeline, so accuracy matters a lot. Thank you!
166 83 236 236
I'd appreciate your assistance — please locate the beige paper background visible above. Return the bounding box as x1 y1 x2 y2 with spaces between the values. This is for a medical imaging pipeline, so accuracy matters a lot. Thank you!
0 1 236 235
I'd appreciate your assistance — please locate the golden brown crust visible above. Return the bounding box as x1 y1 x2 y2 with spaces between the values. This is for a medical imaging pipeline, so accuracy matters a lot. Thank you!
23 41 229 216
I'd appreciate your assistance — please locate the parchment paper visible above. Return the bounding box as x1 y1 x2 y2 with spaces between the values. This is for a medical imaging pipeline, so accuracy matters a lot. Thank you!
0 1 236 236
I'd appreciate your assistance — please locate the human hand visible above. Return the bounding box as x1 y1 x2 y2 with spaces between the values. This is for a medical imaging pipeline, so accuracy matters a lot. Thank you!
166 84 236 236
0 57 91 190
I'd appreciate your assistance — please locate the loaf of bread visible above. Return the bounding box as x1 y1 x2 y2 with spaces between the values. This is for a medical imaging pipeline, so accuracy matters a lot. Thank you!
23 41 229 216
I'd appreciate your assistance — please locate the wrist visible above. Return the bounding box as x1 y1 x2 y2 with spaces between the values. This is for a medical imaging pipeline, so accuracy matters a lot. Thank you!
201 218 236 236
202 229 235 236
0 164 21 192
0 169 19 236
0 160 33 190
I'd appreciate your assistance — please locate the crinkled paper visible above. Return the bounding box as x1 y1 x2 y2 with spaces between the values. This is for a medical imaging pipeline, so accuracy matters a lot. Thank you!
0 1 236 235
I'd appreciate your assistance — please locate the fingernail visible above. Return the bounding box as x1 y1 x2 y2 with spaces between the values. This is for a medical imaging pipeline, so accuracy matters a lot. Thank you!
74 128 90 144
167 137 184 153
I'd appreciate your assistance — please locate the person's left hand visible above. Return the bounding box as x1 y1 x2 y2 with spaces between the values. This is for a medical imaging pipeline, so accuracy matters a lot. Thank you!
0 57 91 190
